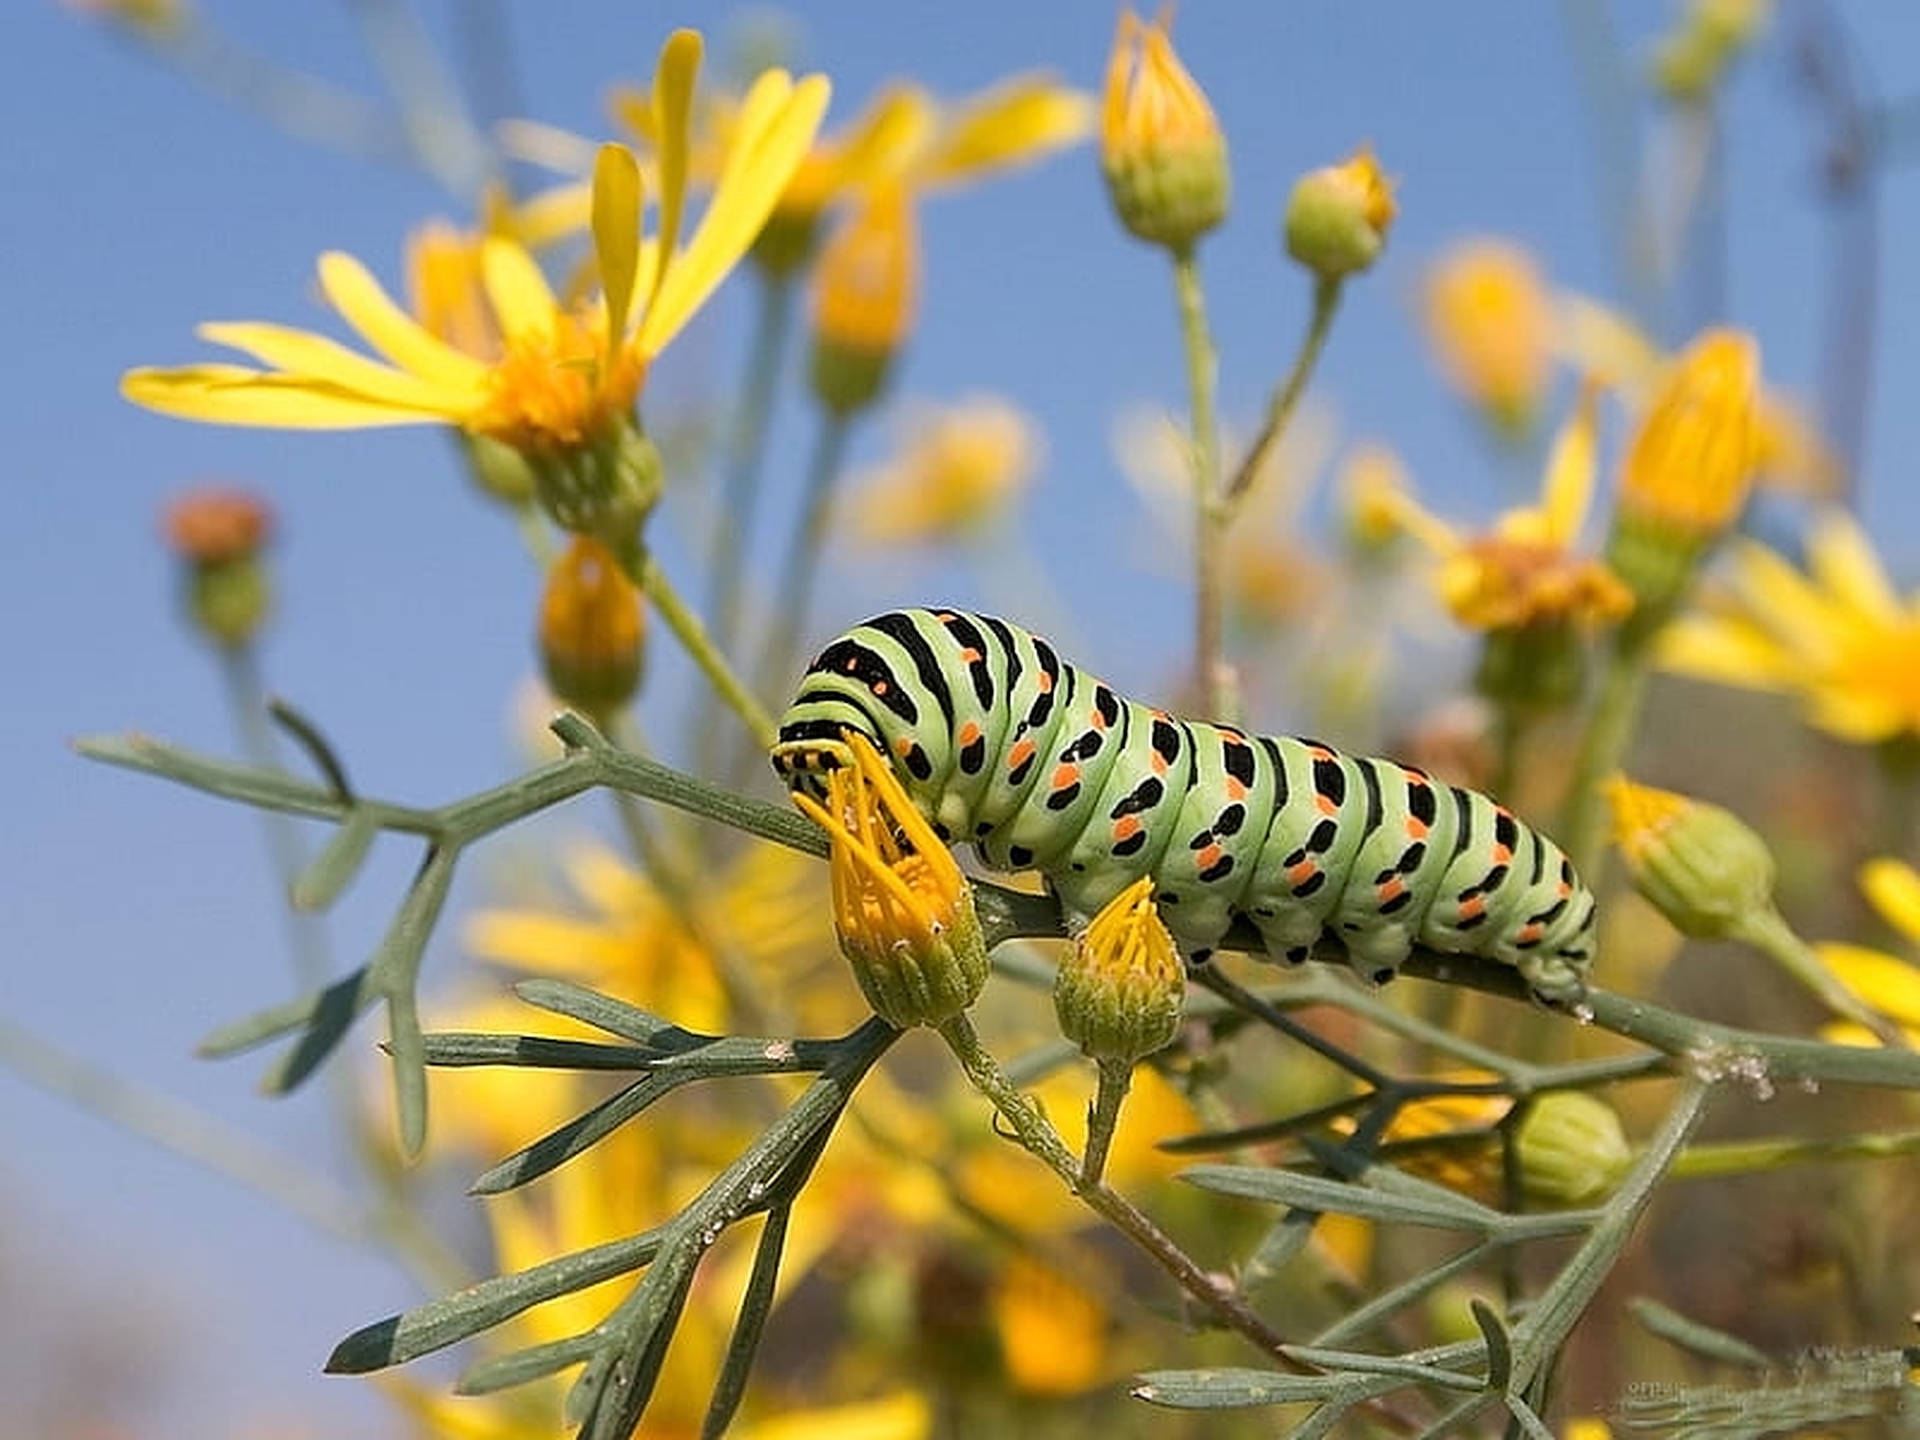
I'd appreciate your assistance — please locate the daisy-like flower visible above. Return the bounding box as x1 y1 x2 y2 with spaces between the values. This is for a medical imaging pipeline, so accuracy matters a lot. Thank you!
1377 386 1631 634
850 395 1038 545
1815 859 1920 1048
1659 507 1920 745
123 32 829 492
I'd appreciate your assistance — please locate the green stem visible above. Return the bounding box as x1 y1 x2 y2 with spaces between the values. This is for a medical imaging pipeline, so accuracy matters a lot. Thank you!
1666 1125 1920 1181
1490 704 1529 812
1226 276 1344 506
935 1013 1294 1362
619 541 776 752
756 409 853 724
1731 906 1908 1049
1874 736 1920 861
1171 246 1228 715
1561 629 1653 878
1081 1059 1132 1187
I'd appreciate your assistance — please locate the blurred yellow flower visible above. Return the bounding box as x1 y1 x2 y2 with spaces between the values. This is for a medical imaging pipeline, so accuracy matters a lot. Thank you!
1659 508 1920 744
990 1255 1112 1396
850 396 1038 545
538 535 645 718
1424 238 1554 433
124 33 829 451
1817 858 1920 1048
1614 329 1761 543
1376 387 1631 631
810 183 921 414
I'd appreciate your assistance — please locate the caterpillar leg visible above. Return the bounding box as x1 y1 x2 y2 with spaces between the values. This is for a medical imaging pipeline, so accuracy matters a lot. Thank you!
1335 921 1416 987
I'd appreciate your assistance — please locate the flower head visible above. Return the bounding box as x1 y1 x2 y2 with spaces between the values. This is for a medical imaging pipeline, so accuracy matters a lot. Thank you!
809 183 920 415
1659 508 1920 745
1604 775 1776 937
1615 329 1762 542
1054 877 1186 1065
1284 145 1396 281
790 733 987 1028
538 536 644 719
852 396 1038 545
162 486 274 648
1100 8 1228 250
123 31 829 466
1424 238 1554 434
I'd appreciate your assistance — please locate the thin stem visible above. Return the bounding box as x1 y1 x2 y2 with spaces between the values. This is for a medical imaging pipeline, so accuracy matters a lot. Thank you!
1665 1125 1920 1181
1560 629 1653 879
704 273 798 708
1081 1059 1132 1187
1731 906 1908 1048
620 542 777 752
1226 276 1344 506
1490 704 1529 811
756 410 854 730
1171 246 1227 714
935 1013 1294 1361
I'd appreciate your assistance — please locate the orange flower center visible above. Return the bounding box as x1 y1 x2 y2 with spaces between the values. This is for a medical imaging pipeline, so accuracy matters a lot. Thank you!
475 316 645 452
1450 535 1631 630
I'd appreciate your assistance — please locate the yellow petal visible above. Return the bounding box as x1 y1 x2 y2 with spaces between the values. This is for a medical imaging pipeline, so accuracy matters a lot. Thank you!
1727 539 1846 658
197 321 465 411
593 143 644 351
479 237 560 343
1816 941 1920 1026
561 841 649 918
1657 611 1801 692
736 1391 931 1440
463 911 630 977
1805 508 1900 623
1552 293 1662 389
1805 687 1911 745
830 84 937 193
1539 383 1598 544
316 251 488 392
1861 858 1920 945
647 29 703 309
509 178 594 250
640 71 831 356
121 366 455 428
918 75 1094 189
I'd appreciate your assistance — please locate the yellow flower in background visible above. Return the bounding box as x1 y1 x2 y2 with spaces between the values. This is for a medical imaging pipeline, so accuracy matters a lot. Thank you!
1660 508 1920 744
990 1255 1112 1396
1376 386 1631 631
809 183 921 414
538 535 645 718
1100 7 1229 249
1816 859 1920 1048
1614 329 1761 543
850 396 1038 544
123 33 829 450
466 837 829 1035
1424 238 1555 433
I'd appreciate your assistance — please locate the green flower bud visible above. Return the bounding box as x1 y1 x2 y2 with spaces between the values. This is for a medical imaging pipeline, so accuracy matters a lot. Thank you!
163 488 273 649
1516 1091 1633 1207
1606 776 1775 939
1054 877 1185 1065
1101 10 1230 251
1284 147 1396 281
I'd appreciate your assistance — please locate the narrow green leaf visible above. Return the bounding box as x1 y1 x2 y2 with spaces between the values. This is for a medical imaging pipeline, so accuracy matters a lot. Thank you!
470 1073 686 1195
418 1033 662 1070
1131 1367 1349 1409
457 1331 602 1395
701 1204 792 1439
572 1254 698 1438
1181 1164 1501 1231
1504 1395 1556 1440
77 732 343 818
291 808 379 911
196 966 373 1060
326 1228 663 1373
388 981 427 1159
1627 1297 1770 1369
514 978 698 1046
265 696 355 800
1469 1300 1512 1393
1278 1344 1482 1392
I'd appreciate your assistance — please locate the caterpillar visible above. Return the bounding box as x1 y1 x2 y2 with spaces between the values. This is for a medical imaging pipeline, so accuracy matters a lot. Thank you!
772 608 1595 1002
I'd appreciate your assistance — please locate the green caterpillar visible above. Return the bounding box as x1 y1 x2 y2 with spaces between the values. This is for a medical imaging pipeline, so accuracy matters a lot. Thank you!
772 608 1595 1001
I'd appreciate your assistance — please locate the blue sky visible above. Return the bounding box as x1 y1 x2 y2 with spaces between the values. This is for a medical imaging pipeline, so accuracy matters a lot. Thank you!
6 3 1920 1434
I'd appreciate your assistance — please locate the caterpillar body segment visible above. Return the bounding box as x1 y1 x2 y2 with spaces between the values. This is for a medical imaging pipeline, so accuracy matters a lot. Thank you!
773 608 1596 1001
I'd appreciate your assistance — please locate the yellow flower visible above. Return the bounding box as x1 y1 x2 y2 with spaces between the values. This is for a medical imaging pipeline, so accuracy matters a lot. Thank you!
1054 876 1185 1065
851 396 1038 545
790 733 988 1028
64 0 183 36
465 837 829 1035
1100 7 1229 249
989 1255 1112 1396
1615 328 1761 542
538 536 644 718
1659 507 1920 744
1424 238 1555 433
809 183 920 414
123 32 829 454
1816 858 1920 1048
1379 387 1631 632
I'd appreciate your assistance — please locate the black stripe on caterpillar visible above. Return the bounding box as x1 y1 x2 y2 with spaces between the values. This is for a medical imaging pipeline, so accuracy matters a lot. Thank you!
772 608 1595 1001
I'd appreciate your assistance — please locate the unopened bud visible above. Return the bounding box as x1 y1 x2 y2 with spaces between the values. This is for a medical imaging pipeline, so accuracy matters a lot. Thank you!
1606 776 1775 938
1284 146 1395 281
1100 9 1229 251
809 185 917 417
539 536 644 718
162 487 273 648
1055 878 1185 1065
1515 1091 1633 1206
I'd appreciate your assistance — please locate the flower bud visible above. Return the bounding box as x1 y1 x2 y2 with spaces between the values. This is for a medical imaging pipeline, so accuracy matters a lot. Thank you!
162 487 273 648
1606 329 1760 633
1515 1091 1633 1206
1284 146 1395 281
459 432 539 507
530 417 663 543
538 536 644 719
810 185 918 417
1054 878 1185 1065
1605 776 1775 939
791 734 989 1028
1100 9 1229 251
